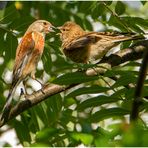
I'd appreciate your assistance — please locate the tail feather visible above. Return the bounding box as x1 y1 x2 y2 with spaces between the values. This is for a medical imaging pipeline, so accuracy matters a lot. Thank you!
1 90 13 122
1 80 20 122
114 34 146 43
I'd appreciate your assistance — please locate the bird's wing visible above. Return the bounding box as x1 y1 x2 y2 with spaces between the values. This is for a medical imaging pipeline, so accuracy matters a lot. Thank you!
86 32 145 43
65 31 144 50
65 33 101 50
12 32 35 84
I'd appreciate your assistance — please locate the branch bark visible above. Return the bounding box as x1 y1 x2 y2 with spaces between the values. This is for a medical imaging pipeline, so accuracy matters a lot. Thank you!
130 48 148 121
0 40 148 127
98 40 147 66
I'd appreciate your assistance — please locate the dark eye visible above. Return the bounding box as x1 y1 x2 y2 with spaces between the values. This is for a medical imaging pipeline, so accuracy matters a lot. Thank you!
63 28 68 31
43 22 47 25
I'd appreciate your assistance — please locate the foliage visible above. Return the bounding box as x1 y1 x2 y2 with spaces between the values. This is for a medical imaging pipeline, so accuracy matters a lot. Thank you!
0 1 148 147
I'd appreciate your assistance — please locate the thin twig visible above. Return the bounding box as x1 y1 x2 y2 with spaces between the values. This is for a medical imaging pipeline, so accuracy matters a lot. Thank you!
102 2 132 32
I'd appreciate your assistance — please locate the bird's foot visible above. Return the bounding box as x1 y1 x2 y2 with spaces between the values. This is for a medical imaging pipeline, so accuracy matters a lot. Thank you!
19 88 29 101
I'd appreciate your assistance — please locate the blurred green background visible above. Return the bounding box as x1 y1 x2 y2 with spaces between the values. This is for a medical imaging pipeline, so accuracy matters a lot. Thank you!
0 1 148 147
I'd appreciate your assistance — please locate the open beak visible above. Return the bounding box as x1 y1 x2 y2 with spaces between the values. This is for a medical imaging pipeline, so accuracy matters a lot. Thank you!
57 26 62 30
49 25 56 32
56 32 61 36
56 26 63 35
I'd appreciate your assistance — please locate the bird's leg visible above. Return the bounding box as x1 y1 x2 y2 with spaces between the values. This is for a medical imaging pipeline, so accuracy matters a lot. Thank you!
18 81 28 102
34 78 44 86
31 73 45 94
18 87 26 101
21 80 29 99
31 74 43 86
23 80 28 95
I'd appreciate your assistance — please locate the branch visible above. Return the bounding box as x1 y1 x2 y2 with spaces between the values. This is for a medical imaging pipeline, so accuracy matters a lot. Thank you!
0 40 148 127
130 48 148 121
0 83 77 127
98 40 148 66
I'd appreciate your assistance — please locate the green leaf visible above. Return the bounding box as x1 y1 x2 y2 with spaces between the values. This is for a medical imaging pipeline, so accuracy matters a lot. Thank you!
0 29 17 60
36 128 59 142
83 18 93 31
66 85 109 98
103 1 112 5
77 95 121 111
90 108 129 122
0 4 20 23
13 119 31 146
71 132 93 145
104 69 139 78
132 17 148 29
112 74 137 88
42 45 52 74
29 108 41 131
60 109 76 125
111 87 127 98
9 16 34 34
121 17 146 33
124 86 148 100
115 1 126 15
33 104 49 129
64 97 76 108
92 2 107 20
108 15 128 32
78 2 94 14
52 71 99 85
140 1 147 5
5 32 18 59
45 94 63 124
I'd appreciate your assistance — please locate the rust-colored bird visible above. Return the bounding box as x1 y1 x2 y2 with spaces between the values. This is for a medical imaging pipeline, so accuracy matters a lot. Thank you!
58 21 145 63
1 20 55 121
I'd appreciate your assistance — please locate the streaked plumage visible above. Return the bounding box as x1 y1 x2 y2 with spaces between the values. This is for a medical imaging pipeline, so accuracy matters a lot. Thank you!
58 21 145 63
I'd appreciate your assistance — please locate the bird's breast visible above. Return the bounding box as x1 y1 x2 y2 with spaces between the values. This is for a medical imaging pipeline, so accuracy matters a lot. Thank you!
32 32 45 54
63 46 89 63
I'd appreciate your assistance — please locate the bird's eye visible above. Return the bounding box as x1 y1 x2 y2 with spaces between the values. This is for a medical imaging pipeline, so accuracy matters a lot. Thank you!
63 28 68 31
43 22 47 25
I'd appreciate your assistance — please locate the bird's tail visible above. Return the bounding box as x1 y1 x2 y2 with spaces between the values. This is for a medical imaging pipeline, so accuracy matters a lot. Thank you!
114 33 148 43
1 91 13 122
1 81 19 122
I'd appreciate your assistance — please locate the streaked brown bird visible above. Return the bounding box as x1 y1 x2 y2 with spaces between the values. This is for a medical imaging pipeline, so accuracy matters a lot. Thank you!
58 21 145 63
1 20 55 121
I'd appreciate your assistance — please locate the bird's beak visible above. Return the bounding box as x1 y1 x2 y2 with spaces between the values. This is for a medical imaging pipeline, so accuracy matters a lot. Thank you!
56 26 62 35
56 26 63 35
49 25 56 32
57 26 62 31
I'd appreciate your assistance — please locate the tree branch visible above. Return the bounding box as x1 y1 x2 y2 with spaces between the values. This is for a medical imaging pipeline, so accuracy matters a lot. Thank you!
0 40 148 127
130 48 148 121
0 83 78 127
98 40 148 66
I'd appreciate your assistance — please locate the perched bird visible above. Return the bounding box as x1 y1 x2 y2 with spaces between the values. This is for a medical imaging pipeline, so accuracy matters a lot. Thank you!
58 21 145 63
1 20 55 121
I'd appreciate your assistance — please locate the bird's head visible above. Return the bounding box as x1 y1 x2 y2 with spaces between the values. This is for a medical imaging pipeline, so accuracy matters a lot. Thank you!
26 20 55 34
57 21 85 42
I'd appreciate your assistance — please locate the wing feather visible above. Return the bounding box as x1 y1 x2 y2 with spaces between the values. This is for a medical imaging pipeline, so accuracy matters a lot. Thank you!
12 32 35 84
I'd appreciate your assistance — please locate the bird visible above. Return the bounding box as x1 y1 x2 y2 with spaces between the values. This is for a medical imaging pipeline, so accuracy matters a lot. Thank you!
57 21 145 64
1 20 55 122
